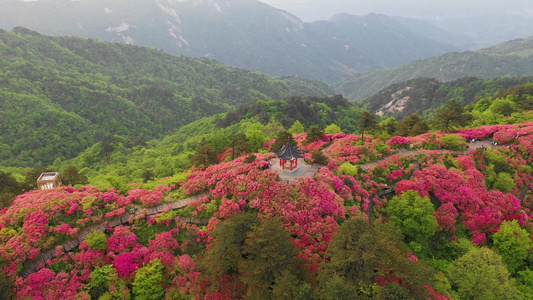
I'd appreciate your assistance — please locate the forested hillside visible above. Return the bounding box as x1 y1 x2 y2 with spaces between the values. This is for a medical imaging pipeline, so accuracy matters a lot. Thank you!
0 0 468 83
362 76 533 120
55 95 361 187
336 37 533 101
0 28 331 167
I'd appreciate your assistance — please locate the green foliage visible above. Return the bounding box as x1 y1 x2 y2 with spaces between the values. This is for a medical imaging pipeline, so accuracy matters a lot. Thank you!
85 230 108 251
244 121 266 152
395 114 429 136
205 213 260 278
228 133 253 160
358 111 378 140
271 131 296 151
431 99 471 132
311 150 329 165
240 218 306 299
440 134 468 151
132 259 165 300
338 162 359 177
263 118 286 140
0 256 16 300
190 138 220 168
447 247 523 300
206 132 230 153
493 220 532 273
288 120 305 134
87 264 130 300
339 36 533 101
378 117 398 135
243 154 257 164
61 165 88 186
387 190 438 244
315 274 360 300
492 172 516 192
0 171 26 209
0 29 329 168
375 282 413 300
306 125 324 144
324 218 435 298
324 123 342 134
217 95 358 133
516 268 533 299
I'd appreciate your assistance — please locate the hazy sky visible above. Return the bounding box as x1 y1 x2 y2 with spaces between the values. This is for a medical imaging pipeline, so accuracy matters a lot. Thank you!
260 0 533 21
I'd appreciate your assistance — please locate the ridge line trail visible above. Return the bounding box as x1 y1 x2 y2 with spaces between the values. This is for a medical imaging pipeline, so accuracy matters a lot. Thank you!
359 139 494 170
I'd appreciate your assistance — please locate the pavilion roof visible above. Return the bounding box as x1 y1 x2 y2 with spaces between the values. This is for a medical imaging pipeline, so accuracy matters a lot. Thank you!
274 142 304 160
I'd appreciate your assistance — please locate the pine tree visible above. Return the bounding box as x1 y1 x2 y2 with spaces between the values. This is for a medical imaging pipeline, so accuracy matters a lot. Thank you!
190 138 220 168
432 99 471 132
358 111 378 141
306 125 324 144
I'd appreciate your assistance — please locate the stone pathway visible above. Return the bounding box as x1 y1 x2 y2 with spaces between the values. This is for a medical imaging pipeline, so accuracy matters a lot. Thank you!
270 157 320 184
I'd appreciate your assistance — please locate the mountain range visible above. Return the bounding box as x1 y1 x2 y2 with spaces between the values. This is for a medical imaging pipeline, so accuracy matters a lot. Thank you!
0 0 473 83
335 36 533 101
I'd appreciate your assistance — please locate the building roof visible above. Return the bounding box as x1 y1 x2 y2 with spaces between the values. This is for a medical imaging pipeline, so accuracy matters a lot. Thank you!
274 142 304 160
38 172 60 181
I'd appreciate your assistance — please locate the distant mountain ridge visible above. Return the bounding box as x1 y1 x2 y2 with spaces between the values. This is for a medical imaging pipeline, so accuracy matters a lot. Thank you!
360 76 533 120
0 0 469 82
335 37 533 101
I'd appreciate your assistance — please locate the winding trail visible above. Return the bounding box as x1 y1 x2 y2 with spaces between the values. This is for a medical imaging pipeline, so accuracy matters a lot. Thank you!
21 192 210 278
23 139 526 278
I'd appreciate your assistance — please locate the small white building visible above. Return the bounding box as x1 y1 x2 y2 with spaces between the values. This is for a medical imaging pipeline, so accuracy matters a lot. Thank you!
37 172 62 190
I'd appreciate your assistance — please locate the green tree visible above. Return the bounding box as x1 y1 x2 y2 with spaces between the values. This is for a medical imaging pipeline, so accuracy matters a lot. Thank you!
0 256 16 300
492 172 516 192
432 99 471 132
204 213 260 298
0 171 25 209
306 125 324 144
207 132 230 153
447 247 522 299
396 114 429 136
324 218 435 298
85 230 108 251
516 268 533 298
324 123 342 134
316 274 360 300
358 111 378 141
87 264 130 300
288 120 305 134
141 169 155 183
61 165 89 186
271 131 296 151
132 259 165 300
493 220 532 273
190 138 220 168
245 122 266 152
311 150 328 165
240 218 306 299
23 167 52 191
264 118 286 140
379 116 399 136
387 190 438 245
228 133 252 160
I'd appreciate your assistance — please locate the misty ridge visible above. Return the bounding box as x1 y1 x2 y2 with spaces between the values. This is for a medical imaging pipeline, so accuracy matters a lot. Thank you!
0 0 532 85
